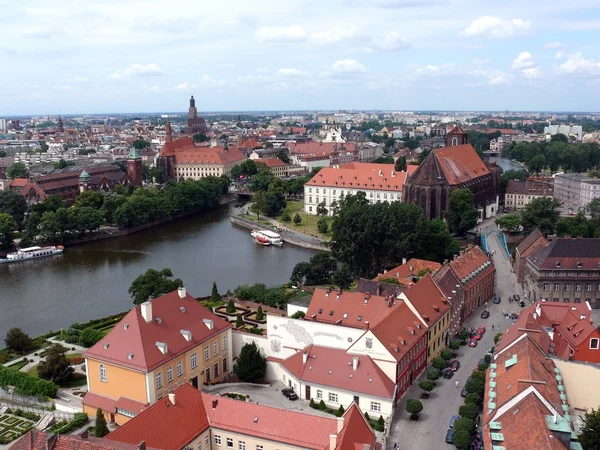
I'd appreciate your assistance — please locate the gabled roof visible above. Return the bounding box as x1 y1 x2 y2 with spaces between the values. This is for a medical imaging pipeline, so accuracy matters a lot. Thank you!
516 228 548 257
432 144 490 185
159 137 196 156
432 264 464 308
356 279 407 299
403 275 450 324
306 288 399 329
528 237 600 270
10 178 28 187
288 142 357 155
449 245 493 281
305 167 406 192
84 289 231 372
106 384 209 450
255 158 287 168
12 429 159 450
281 345 395 399
375 259 441 285
203 393 337 450
171 146 246 166
335 403 376 450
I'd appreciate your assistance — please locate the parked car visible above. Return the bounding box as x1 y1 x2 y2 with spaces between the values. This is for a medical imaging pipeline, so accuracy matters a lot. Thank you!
281 388 298 400
481 310 490 319
442 368 454 379
469 339 478 347
477 326 486 335
460 387 468 397
449 415 461 429
445 429 455 444
449 360 461 372
493 297 501 304
473 332 482 340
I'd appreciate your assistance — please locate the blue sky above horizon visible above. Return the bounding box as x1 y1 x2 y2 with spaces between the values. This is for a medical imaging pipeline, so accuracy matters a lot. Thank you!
1 0 600 115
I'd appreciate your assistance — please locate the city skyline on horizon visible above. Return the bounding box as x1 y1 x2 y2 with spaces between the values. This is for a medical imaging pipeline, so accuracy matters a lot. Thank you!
1 0 600 115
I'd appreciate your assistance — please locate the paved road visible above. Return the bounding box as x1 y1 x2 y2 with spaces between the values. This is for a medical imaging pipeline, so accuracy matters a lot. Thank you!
387 231 522 450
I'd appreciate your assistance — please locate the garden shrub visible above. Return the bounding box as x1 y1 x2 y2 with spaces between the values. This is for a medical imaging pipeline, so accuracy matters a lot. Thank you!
0 366 58 398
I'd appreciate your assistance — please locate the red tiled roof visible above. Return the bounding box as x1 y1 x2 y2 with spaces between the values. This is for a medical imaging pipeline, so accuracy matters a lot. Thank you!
171 146 246 166
288 142 357 155
375 259 441 284
203 393 337 450
433 144 490 185
306 288 400 329
487 127 518 135
255 158 287 168
516 228 548 257
335 403 376 450
528 237 600 270
281 345 395 399
403 275 450 324
10 178 28 187
306 167 406 192
12 429 158 450
449 246 492 280
239 138 261 149
83 392 148 415
159 137 196 156
84 290 232 372
370 301 426 361
107 384 209 450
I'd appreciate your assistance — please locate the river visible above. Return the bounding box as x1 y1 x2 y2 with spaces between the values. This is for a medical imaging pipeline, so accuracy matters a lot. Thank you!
0 204 317 339
485 155 525 172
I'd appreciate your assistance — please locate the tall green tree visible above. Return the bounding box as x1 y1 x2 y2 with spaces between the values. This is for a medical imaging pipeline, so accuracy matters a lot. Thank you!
0 213 16 249
419 219 460 262
587 198 600 221
75 206 103 234
234 342 266 382
75 191 104 209
249 191 267 219
132 138 150 149
95 408 109 437
395 156 407 172
333 265 353 290
495 213 522 233
579 408 600 450
0 191 28 228
211 281 221 303
4 328 34 354
6 163 28 179
521 197 560 235
37 343 74 383
446 189 478 235
316 200 328 217
291 253 337 285
128 268 183 305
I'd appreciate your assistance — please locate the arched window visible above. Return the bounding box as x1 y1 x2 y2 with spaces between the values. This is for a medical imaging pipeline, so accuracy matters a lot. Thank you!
100 364 107 382
452 137 458 146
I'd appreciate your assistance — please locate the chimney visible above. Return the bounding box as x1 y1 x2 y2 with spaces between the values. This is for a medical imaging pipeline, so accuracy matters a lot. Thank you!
352 356 359 371
402 257 407 265
80 430 88 440
535 303 541 317
141 301 152 323
303 351 308 364
178 286 186 298
364 321 370 330
212 399 218 409
137 442 146 450
337 416 345 432
329 435 337 450
377 284 382 296
168 392 176 405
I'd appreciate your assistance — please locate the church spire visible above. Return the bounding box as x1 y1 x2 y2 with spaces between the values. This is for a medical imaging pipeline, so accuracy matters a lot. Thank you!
165 118 173 142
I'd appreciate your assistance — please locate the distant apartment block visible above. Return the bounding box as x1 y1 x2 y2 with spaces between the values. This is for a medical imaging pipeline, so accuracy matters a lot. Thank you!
544 124 583 141
553 173 600 210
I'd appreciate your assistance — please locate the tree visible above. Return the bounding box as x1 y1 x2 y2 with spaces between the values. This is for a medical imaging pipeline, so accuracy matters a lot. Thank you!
317 217 328 234
78 328 104 347
587 198 600 221
249 191 267 219
551 133 569 143
75 206 103 234
432 357 447 370
20 211 41 247
0 150 6 157
249 170 274 192
333 265 353 290
128 268 183 305
37 343 74 383
579 408 600 450
418 380 435 393
192 133 210 143
465 377 485 396
6 163 28 179
494 332 503 344
256 305 264 320
211 281 221 303
276 149 290 163
132 138 150 149
528 154 546 174
290 253 337 285
449 340 461 350
495 213 522 233
75 191 104 209
4 328 34 354
452 430 472 450
0 191 28 228
316 200 328 217
464 393 481 405
440 349 453 360
281 212 291 222
405 399 423 416
293 213 302 224
395 156 407 172
446 189 478 235
95 408 109 437
454 417 476 435
0 213 16 249
263 191 286 217
234 342 267 382
226 299 236 314
419 219 460 262
235 314 244 328
426 369 440 380
458 403 479 420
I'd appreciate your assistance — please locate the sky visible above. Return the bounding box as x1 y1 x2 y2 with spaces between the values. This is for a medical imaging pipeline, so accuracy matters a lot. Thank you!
1 0 600 115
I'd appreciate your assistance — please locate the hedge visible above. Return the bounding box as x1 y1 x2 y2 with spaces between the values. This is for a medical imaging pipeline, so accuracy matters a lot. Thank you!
0 365 58 398
48 413 88 434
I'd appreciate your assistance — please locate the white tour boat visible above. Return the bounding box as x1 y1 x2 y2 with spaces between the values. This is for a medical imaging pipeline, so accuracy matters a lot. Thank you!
250 230 283 246
0 245 64 264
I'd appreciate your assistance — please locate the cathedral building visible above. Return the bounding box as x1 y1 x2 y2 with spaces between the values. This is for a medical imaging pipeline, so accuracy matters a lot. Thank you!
404 126 500 221
186 95 208 135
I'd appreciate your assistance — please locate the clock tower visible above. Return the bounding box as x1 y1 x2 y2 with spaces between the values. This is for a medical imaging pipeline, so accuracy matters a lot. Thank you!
127 147 143 186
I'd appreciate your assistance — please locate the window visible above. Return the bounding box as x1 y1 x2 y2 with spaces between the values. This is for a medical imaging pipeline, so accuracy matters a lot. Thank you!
198 443 202 450
226 438 233 448
191 352 198 369
116 408 136 418
371 402 381 412
316 390 322 399
553 298 559 302
206 368 211 383
554 284 560 291
99 364 107 382
223 358 228 373
156 372 163 389
167 366 173 383
214 341 218 355
204 346 210 360
577 284 582 291
543 284 549 291
206 436 210 447
214 363 219 378
239 442 246 450
328 393 338 403
222 335 227 350
591 338 599 350
214 436 221 446
177 361 183 377
565 284 570 291
256 446 264 450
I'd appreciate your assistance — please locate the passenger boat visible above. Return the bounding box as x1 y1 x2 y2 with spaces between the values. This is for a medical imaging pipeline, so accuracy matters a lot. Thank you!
0 245 64 264
250 230 283 246
255 235 271 246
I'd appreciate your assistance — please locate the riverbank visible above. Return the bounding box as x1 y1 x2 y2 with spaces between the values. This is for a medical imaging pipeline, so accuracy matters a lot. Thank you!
230 215 329 252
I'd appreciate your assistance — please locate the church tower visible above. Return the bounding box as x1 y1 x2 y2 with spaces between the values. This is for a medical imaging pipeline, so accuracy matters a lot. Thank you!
127 147 143 186
79 170 90 193
446 125 468 147
188 95 197 120
57 116 64 133
165 118 173 142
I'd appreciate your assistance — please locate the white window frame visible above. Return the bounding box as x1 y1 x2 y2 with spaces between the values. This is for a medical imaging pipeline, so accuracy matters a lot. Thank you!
587 284 592 292
316 390 322 399
543 284 549 291
239 442 246 450
204 346 210 360
591 338 599 350
256 446 264 450
328 392 338 403
215 436 221 446
222 335 227 350
191 352 198 369
226 438 233 449
99 364 107 382
577 285 582 291
198 443 202 450
156 372 163 389
206 436 210 446
371 401 381 412
214 341 218 356
177 361 183 377
167 366 173 383
554 284 560 291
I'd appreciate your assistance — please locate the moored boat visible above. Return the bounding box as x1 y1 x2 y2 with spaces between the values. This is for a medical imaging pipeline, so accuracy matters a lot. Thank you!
0 245 64 264
255 236 271 246
250 229 283 246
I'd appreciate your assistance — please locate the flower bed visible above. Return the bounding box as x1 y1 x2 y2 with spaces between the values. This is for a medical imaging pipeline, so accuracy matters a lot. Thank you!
0 413 35 444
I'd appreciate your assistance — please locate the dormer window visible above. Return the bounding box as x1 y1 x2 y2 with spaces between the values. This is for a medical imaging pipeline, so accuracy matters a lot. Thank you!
577 262 582 269
556 261 561 268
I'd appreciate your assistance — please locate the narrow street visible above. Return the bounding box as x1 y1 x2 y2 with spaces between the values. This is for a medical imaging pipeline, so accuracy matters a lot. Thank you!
387 231 521 450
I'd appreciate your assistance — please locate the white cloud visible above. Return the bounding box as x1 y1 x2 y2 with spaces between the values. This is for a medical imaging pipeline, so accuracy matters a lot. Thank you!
256 67 270 74
110 63 163 79
277 68 310 77
511 52 534 69
141 84 160 92
461 16 531 39
545 41 568 49
368 31 410 52
332 59 367 73
489 74 508 85
170 82 197 90
558 53 600 76
522 67 542 79
555 51 566 59
256 25 305 42
311 28 358 44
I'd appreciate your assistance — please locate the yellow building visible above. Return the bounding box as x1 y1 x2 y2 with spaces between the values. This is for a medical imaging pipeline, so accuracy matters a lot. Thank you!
83 287 232 425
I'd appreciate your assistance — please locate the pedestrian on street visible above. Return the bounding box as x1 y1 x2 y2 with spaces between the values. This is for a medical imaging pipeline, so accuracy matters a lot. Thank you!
393 444 397 450
492 325 495 330
455 381 459 388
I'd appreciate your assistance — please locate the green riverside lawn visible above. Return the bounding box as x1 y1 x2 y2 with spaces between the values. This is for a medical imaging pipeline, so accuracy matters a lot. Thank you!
243 200 334 240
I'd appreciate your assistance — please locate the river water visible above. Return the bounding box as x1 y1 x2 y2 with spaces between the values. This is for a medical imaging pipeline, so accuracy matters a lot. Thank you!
485 155 525 173
0 204 316 339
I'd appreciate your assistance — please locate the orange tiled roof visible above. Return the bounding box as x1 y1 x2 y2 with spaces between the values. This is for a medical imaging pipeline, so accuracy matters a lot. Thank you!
306 167 406 192
335 403 376 450
172 146 246 166
433 144 490 185
288 142 357 155
375 259 441 284
12 429 159 450
159 137 196 156
255 158 287 168
449 246 492 281
403 275 450 324
9 178 28 187
84 289 231 372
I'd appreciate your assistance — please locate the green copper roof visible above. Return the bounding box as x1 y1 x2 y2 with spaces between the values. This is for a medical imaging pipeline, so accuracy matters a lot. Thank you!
79 170 90 180
128 147 142 159
545 415 571 433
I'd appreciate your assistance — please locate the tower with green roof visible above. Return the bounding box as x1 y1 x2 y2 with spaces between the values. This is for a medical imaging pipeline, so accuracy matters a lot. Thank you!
127 146 143 187
79 169 90 193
